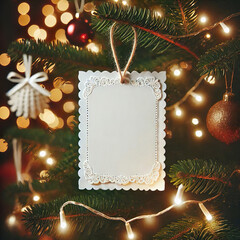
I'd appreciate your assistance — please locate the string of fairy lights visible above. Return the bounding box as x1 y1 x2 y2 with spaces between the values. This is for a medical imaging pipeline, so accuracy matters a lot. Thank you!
57 184 219 239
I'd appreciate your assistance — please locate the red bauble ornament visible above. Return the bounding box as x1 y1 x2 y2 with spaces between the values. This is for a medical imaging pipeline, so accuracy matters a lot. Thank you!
65 13 94 47
206 92 240 144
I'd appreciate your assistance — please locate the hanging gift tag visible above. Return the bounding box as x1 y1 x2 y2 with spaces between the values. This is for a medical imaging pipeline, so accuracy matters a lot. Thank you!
78 23 166 191
78 70 166 190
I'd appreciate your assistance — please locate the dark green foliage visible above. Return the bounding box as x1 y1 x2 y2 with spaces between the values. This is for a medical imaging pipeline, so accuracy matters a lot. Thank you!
157 0 199 34
23 191 143 239
5 127 74 149
7 40 113 76
154 215 240 239
93 3 176 53
169 159 232 194
198 39 240 78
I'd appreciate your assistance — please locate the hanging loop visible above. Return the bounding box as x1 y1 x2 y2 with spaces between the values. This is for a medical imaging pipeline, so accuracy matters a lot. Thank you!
110 22 137 84
74 0 85 14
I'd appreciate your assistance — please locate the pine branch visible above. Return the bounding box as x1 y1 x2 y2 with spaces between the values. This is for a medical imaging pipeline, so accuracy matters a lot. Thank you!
197 39 240 78
168 159 232 194
158 0 198 34
93 3 200 58
7 40 113 76
153 216 202 239
153 215 240 240
23 192 144 238
5 127 74 149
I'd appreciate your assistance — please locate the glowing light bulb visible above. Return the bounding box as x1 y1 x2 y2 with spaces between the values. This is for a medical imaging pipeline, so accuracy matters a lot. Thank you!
46 157 55 166
192 118 199 125
200 15 207 23
191 92 203 102
174 184 184 205
122 0 128 6
125 222 134 239
86 42 100 53
199 203 213 221
173 69 181 76
39 150 47 157
7 215 17 226
220 22 230 34
195 130 203 138
204 75 215 84
205 33 211 39
59 210 68 231
33 194 40 202
175 107 182 117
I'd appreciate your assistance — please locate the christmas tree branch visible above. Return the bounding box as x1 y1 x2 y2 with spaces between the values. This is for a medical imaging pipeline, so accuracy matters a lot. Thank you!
22 192 144 237
169 159 233 194
166 12 240 39
154 215 240 239
7 40 113 75
93 3 199 59
197 39 240 78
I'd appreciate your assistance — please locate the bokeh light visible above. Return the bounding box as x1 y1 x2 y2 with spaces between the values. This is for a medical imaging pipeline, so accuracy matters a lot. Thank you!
39 150 47 157
0 106 10 120
18 2 30 15
18 14 30 26
33 194 40 202
86 42 101 54
60 12 73 24
45 15 57 27
48 115 59 129
192 118 199 125
195 130 203 138
67 115 76 129
55 29 68 42
16 117 30 128
200 15 207 23
0 53 11 66
63 101 75 113
46 157 55 165
53 77 65 88
175 107 182 117
61 81 74 94
0 139 8 152
51 0 59 4
42 5 54 16
34 29 47 40
84 2 95 12
50 88 63 102
16 62 26 73
57 117 64 128
57 0 69 11
28 25 39 37
39 109 56 124
6 215 17 227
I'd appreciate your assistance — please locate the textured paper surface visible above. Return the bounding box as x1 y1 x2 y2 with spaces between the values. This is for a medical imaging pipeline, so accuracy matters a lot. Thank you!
78 71 166 190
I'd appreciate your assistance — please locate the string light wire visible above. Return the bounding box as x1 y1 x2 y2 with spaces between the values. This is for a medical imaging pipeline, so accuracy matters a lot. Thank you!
166 74 207 111
59 185 223 238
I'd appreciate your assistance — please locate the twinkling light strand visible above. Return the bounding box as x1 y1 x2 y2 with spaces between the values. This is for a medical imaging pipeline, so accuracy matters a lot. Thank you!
166 74 207 111
59 186 223 238
163 12 239 39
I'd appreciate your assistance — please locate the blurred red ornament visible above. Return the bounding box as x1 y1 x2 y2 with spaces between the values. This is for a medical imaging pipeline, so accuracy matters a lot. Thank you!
65 13 94 47
206 92 240 144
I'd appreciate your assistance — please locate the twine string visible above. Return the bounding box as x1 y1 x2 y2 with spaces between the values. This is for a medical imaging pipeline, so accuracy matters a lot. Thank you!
74 0 85 14
110 23 137 83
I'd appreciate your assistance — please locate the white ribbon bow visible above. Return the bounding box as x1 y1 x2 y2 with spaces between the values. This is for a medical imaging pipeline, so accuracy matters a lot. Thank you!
6 54 50 97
